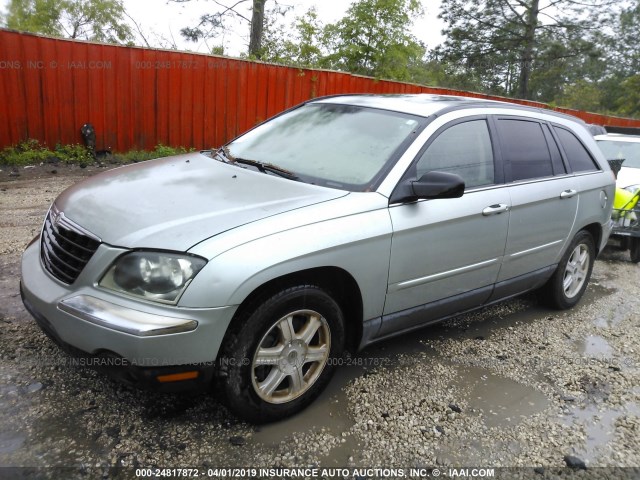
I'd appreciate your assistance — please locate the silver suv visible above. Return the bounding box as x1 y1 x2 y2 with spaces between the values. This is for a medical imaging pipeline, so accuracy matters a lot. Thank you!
21 95 614 422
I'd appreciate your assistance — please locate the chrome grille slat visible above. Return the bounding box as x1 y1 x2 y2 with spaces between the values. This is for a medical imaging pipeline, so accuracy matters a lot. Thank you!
41 247 76 283
44 229 87 267
42 235 83 274
50 223 98 254
40 208 100 284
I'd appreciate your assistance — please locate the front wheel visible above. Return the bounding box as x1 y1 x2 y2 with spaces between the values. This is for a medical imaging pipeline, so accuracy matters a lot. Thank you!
217 285 345 423
540 231 595 310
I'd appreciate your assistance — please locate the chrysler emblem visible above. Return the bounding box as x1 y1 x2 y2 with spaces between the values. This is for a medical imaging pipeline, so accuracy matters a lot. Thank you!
50 208 62 229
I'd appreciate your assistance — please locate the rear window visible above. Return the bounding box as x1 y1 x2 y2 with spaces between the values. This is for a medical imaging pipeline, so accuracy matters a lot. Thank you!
554 127 600 172
597 140 640 169
498 119 553 181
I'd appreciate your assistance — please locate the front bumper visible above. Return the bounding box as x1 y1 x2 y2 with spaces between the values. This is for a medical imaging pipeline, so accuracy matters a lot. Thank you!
20 240 238 390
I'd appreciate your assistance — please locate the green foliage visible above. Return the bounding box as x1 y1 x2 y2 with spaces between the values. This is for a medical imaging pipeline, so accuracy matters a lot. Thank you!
436 0 614 100
0 139 55 165
616 75 640 118
260 0 426 83
611 1 640 77
0 139 91 166
4 0 133 43
54 143 94 165
260 7 327 68
210 45 225 56
554 80 603 113
4 0 62 35
117 144 194 163
0 140 193 166
322 0 426 80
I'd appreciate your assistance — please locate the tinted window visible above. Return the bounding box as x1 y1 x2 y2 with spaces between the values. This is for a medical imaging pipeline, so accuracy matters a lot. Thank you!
416 120 494 188
554 127 600 172
542 124 566 175
498 119 553 181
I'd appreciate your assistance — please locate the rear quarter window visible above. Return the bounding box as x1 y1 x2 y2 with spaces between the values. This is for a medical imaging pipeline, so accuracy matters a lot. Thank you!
554 126 600 173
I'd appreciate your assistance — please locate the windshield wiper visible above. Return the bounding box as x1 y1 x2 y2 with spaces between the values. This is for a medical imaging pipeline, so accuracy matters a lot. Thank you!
217 147 299 181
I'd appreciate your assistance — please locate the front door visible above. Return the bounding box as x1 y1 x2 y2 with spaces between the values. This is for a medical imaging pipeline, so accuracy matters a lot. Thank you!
382 118 510 337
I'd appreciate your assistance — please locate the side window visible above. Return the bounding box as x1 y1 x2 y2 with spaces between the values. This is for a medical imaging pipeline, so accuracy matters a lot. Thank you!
416 119 494 188
542 124 567 175
498 119 553 181
554 126 600 173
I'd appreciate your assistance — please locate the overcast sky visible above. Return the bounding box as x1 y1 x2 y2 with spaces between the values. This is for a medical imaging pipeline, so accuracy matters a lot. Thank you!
0 0 445 56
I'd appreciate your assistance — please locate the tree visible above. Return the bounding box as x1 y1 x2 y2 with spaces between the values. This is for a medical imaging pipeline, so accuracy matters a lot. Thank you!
259 0 427 83
323 0 426 80
175 0 290 59
615 75 640 118
4 0 62 35
248 0 265 57
61 0 132 42
437 0 618 100
554 80 603 112
4 0 133 43
259 7 327 67
610 1 640 76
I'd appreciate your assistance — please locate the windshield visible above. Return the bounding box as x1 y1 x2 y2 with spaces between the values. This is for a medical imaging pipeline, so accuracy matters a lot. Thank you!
225 103 423 191
597 140 640 169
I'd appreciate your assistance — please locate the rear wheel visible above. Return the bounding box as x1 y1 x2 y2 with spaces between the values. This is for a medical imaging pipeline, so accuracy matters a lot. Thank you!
217 285 345 423
540 230 595 310
630 238 640 263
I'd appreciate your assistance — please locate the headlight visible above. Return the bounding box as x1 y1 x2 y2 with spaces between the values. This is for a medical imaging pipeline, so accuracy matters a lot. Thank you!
623 185 640 194
99 251 207 304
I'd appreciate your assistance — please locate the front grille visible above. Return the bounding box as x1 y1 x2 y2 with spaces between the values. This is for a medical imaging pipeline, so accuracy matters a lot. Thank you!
40 206 101 284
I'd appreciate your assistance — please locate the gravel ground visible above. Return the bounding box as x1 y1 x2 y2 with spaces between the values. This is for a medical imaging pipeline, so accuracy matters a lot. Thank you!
0 163 639 478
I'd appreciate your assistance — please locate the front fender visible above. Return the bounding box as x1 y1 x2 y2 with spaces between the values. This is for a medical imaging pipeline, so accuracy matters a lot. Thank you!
179 207 393 322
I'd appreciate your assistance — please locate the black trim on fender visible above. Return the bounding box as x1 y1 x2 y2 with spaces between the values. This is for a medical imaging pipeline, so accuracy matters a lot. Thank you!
376 285 493 339
359 265 557 349
488 265 556 303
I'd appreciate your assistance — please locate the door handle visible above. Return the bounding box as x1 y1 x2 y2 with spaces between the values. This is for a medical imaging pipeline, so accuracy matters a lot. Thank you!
482 204 510 216
560 189 577 199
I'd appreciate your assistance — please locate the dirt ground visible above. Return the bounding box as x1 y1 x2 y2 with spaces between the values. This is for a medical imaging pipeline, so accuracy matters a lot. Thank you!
0 162 639 479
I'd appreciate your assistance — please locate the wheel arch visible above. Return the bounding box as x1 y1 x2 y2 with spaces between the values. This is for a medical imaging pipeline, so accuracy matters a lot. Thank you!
579 222 603 256
226 266 364 354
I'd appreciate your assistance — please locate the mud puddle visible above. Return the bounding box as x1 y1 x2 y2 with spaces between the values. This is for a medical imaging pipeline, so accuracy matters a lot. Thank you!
561 402 640 464
452 365 550 428
574 334 614 358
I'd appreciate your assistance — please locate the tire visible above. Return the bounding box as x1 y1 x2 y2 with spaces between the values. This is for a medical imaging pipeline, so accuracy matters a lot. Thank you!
216 285 345 423
540 230 595 310
630 238 640 263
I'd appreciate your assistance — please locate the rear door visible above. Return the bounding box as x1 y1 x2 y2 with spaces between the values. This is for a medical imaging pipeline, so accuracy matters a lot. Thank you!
494 117 579 286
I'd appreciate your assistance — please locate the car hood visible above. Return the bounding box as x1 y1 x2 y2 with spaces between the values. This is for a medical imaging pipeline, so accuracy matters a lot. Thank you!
617 167 640 190
55 153 348 250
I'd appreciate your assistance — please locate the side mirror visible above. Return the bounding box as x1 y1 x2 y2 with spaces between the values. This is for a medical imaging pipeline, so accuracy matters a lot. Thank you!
391 171 465 204
412 171 465 199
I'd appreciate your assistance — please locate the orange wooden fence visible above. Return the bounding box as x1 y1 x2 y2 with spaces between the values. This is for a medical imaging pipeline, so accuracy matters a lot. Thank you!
1 28 639 152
